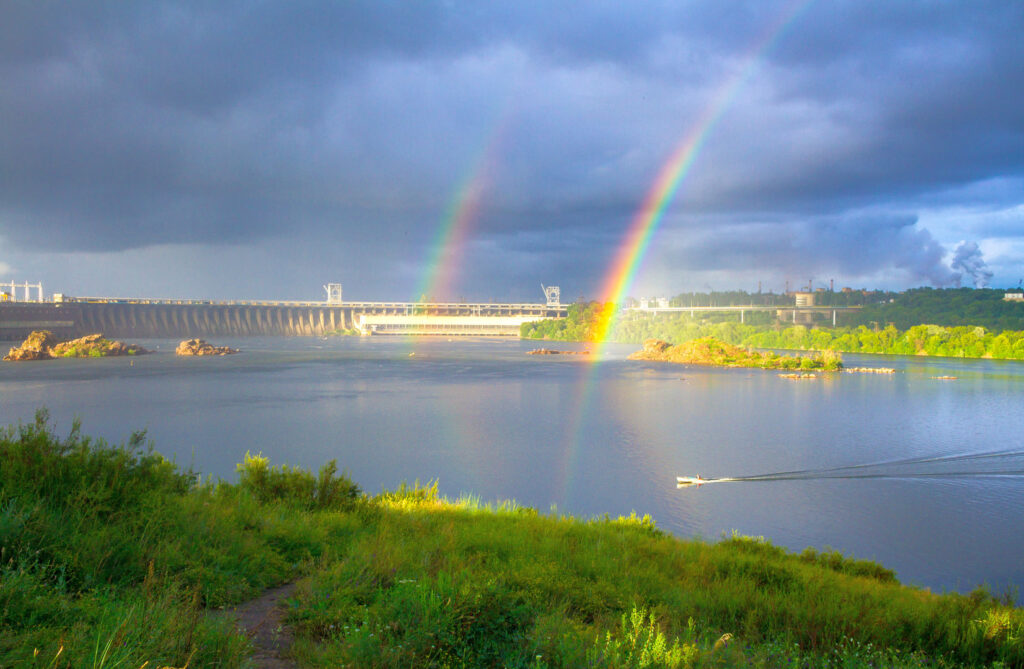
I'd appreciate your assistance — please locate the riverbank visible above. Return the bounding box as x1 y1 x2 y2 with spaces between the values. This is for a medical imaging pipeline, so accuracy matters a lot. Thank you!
2 413 1020 668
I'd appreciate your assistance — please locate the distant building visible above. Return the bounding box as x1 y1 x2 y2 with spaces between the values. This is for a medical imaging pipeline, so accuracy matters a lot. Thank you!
794 292 815 307
656 297 669 309
1003 292 1024 302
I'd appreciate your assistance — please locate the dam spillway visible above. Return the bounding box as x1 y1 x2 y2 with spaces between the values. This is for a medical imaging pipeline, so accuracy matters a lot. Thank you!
0 298 567 340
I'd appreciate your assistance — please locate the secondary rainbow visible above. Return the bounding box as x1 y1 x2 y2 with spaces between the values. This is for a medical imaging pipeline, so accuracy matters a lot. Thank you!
412 120 509 304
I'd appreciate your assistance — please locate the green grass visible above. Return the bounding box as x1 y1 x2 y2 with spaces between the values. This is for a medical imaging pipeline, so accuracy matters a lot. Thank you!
2 412 1022 668
0 410 356 667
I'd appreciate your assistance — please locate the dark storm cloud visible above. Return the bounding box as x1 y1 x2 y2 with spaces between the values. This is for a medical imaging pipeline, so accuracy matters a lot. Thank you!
1 1 1023 297
665 214 959 287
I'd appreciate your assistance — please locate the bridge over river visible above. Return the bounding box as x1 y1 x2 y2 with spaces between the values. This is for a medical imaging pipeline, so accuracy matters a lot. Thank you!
0 296 567 340
625 304 861 326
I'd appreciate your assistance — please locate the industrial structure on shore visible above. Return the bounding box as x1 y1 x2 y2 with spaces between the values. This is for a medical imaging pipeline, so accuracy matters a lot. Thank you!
0 283 566 340
0 280 865 340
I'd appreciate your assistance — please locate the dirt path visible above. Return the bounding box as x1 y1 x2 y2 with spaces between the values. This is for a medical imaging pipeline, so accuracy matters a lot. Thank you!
227 582 298 668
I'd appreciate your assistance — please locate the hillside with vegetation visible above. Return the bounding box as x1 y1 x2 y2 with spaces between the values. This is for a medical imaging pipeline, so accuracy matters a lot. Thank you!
850 287 1024 331
660 287 1024 331
4 412 1023 667
657 287 1024 331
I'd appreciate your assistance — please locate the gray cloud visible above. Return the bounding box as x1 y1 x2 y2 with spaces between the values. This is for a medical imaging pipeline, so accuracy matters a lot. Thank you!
656 214 960 289
1 1 1023 297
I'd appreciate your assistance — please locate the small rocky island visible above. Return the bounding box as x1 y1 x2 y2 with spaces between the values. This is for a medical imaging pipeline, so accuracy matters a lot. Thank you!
4 331 148 361
526 348 591 356
628 337 843 371
175 339 239 356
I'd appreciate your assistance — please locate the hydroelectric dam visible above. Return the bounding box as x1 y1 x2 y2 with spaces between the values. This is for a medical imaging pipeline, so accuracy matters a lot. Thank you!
0 285 567 340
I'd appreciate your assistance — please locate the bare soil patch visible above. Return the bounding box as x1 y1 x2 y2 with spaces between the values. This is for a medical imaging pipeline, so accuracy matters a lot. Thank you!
226 582 298 668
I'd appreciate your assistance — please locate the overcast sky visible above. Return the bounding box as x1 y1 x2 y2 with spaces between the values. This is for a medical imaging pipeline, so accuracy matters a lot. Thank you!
2 1 1023 302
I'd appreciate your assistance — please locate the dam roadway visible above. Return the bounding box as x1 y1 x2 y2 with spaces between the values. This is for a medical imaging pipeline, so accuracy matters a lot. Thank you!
0 297 567 340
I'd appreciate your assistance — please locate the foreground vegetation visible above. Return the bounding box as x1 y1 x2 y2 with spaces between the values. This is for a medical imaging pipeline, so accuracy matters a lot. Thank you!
3 412 1023 668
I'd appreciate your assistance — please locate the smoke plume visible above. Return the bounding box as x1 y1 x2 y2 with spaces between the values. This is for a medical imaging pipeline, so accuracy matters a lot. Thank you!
950 241 994 288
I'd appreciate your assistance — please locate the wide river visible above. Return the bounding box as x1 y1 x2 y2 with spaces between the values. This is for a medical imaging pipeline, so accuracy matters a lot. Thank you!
2 336 1022 599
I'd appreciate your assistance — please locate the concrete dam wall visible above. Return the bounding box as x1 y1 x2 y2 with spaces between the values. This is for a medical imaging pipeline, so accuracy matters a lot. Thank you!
76 303 353 338
0 301 565 340
0 302 351 340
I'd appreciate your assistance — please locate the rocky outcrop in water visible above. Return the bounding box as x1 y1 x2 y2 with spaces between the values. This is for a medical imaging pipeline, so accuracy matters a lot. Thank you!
4 331 148 361
526 348 590 356
176 339 239 356
3 330 59 361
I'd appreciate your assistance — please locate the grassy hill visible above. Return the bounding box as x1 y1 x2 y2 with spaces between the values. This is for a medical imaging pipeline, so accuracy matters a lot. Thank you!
2 412 1021 668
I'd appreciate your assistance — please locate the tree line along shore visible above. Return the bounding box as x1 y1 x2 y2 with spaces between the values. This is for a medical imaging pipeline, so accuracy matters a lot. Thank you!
2 411 1022 668
522 300 1024 361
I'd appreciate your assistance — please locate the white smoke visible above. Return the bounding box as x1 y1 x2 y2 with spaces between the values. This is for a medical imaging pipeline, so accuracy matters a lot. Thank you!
950 241 994 288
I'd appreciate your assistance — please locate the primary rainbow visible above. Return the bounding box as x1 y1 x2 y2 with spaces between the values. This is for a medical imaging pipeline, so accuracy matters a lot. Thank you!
552 0 816 505
590 0 815 348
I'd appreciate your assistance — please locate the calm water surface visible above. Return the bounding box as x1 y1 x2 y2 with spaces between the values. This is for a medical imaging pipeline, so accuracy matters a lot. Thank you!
2 336 1022 598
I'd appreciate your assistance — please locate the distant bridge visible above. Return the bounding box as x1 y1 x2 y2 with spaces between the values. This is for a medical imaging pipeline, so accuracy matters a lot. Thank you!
625 304 861 325
0 296 567 340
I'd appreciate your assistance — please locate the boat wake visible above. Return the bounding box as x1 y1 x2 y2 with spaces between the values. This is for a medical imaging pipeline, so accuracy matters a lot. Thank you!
677 448 1024 488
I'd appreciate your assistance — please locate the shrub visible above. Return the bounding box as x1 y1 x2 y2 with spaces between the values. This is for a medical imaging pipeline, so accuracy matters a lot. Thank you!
0 409 194 512
799 547 896 583
236 451 361 510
